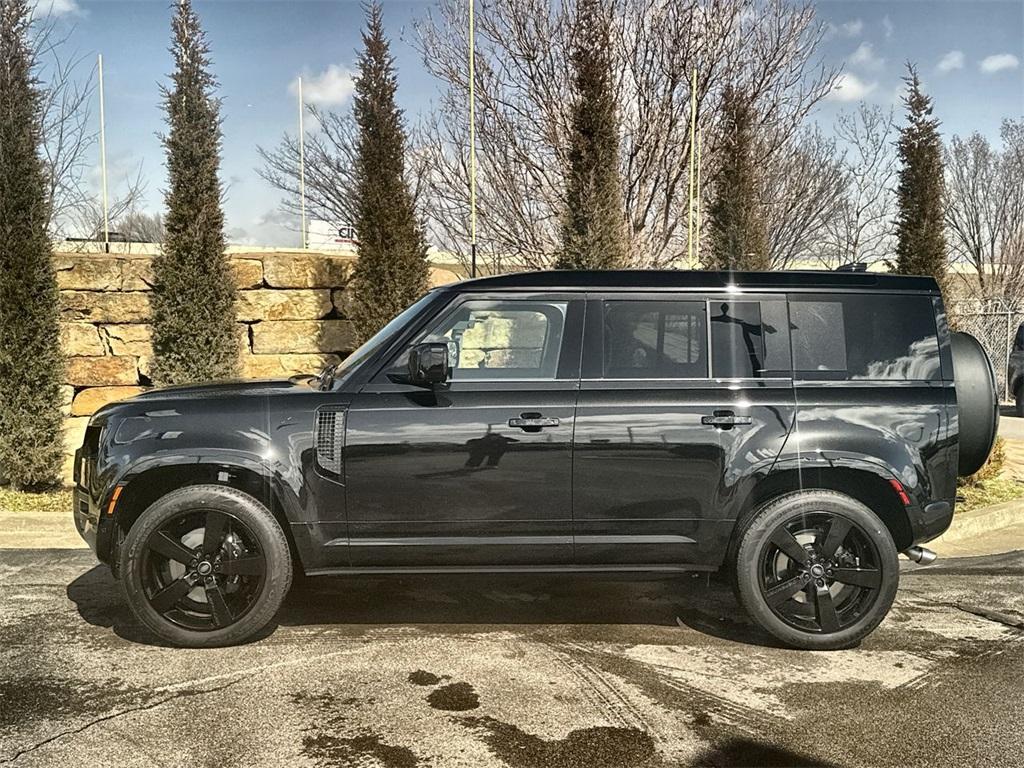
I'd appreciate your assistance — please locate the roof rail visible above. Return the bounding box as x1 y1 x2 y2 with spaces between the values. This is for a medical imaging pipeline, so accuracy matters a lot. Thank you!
835 262 869 272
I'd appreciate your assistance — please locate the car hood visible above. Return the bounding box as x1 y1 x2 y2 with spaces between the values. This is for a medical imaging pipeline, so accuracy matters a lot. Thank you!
89 377 318 426
129 378 313 401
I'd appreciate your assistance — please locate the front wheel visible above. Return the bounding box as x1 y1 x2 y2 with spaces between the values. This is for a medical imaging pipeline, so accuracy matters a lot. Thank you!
119 485 292 647
733 491 899 650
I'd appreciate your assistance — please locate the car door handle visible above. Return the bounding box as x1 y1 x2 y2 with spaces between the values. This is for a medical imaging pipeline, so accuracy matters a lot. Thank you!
509 413 560 430
701 411 752 428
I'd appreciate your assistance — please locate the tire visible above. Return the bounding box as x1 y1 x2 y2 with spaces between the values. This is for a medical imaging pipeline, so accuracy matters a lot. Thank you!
119 485 292 648
951 331 999 476
733 490 899 651
1015 387 1023 419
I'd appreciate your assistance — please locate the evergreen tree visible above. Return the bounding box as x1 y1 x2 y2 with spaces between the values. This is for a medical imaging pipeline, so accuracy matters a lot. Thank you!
349 2 428 343
0 0 65 489
556 0 629 270
151 0 238 385
894 64 947 289
707 85 769 271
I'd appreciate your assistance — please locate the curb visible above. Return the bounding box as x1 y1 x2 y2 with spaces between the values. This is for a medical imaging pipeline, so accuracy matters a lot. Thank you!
933 498 1024 545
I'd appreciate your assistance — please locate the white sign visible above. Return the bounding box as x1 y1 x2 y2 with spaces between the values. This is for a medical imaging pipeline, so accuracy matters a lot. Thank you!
307 219 357 251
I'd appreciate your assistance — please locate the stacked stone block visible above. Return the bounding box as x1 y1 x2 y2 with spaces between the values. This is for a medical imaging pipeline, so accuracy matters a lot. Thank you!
57 250 359 483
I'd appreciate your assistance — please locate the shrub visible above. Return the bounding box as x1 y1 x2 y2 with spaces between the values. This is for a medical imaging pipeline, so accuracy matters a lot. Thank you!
959 436 1006 487
348 2 428 344
150 0 238 385
0 0 65 489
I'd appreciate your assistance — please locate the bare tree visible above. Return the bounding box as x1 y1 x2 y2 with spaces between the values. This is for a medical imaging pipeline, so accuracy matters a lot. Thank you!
415 0 837 272
257 106 429 236
114 210 165 244
257 107 357 230
27 9 146 240
66 164 149 241
945 120 1024 304
822 104 898 267
762 124 847 269
34 25 94 235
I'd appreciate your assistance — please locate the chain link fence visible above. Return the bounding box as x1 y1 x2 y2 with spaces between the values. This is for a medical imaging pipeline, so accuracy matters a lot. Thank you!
952 301 1024 401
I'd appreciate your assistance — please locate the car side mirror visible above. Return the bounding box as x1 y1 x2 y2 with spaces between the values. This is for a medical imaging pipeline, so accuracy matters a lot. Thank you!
407 342 450 388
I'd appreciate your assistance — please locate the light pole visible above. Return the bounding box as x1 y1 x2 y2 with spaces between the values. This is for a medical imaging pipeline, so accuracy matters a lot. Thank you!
298 76 307 250
468 0 478 277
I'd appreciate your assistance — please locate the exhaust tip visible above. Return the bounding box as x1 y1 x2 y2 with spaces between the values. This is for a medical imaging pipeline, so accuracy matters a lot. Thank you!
903 546 938 565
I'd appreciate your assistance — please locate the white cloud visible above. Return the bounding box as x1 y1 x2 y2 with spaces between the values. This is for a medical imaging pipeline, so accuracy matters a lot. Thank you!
33 0 82 16
825 18 864 39
826 73 878 102
849 42 884 71
841 19 864 37
936 50 965 74
979 53 1020 74
289 64 355 107
882 15 894 39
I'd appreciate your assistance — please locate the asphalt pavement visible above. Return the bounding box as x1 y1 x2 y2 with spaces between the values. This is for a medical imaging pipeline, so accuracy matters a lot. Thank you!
1 548 1022 767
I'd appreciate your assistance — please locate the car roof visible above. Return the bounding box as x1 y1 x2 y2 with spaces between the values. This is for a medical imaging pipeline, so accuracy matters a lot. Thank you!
441 269 940 294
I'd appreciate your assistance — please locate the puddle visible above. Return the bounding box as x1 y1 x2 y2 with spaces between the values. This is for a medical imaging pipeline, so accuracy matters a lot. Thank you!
408 670 442 686
462 716 658 768
427 682 480 711
303 732 419 768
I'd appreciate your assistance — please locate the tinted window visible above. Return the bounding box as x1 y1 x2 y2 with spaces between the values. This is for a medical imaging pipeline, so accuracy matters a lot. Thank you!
709 301 790 378
417 300 567 380
790 294 940 381
603 301 707 378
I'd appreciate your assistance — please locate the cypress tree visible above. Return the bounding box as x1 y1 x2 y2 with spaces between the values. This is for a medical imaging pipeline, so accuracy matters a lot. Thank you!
0 0 64 489
706 85 769 271
151 0 238 385
894 64 947 289
348 2 428 344
556 0 629 270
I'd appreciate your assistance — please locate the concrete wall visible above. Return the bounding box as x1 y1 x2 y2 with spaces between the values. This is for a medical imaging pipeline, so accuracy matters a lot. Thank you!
57 249 459 483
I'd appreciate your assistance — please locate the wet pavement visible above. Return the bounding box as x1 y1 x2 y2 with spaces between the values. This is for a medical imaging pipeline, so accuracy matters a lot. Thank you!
1 549 1022 767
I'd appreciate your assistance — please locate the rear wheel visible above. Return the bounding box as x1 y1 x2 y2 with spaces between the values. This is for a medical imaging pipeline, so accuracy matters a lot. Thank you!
1015 385 1023 418
733 491 899 650
119 485 292 647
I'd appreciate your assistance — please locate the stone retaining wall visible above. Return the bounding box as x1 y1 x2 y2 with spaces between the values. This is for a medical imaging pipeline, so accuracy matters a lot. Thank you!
56 249 457 483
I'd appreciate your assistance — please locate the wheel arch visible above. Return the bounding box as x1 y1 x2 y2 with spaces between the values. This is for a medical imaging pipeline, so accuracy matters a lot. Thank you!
107 462 300 577
733 465 914 558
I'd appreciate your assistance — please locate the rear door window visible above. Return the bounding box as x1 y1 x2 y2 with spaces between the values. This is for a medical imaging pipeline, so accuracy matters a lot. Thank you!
603 300 708 378
710 300 791 378
789 294 940 381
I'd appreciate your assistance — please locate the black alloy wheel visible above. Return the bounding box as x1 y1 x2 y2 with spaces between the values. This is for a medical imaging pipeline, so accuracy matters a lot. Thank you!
141 508 266 631
758 511 882 635
733 490 899 650
119 485 292 647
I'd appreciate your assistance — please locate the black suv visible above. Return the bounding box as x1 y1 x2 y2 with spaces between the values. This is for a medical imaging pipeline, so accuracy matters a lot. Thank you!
1009 322 1024 416
73 270 998 650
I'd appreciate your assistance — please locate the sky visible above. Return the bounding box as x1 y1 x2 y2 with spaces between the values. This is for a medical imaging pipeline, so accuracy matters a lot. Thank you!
37 0 1024 248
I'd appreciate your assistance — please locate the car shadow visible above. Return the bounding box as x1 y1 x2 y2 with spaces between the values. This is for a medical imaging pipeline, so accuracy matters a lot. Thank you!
687 738 841 767
67 565 785 649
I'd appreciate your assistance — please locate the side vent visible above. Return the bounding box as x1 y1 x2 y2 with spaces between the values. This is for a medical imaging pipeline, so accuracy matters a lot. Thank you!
315 407 346 476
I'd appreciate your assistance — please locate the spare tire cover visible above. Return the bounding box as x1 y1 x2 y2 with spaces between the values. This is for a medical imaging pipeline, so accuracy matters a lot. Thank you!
951 331 999 476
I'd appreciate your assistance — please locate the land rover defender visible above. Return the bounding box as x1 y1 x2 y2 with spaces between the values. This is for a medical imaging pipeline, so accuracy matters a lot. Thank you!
73 270 999 649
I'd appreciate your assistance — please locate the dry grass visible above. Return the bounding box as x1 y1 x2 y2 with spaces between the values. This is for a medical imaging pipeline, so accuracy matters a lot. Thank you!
957 475 1024 514
0 488 73 514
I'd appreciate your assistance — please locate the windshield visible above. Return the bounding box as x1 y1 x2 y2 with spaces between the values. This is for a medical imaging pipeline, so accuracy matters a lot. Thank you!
330 292 437 385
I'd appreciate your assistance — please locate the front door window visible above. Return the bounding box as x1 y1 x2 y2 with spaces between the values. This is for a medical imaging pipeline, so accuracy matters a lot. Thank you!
393 300 569 381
